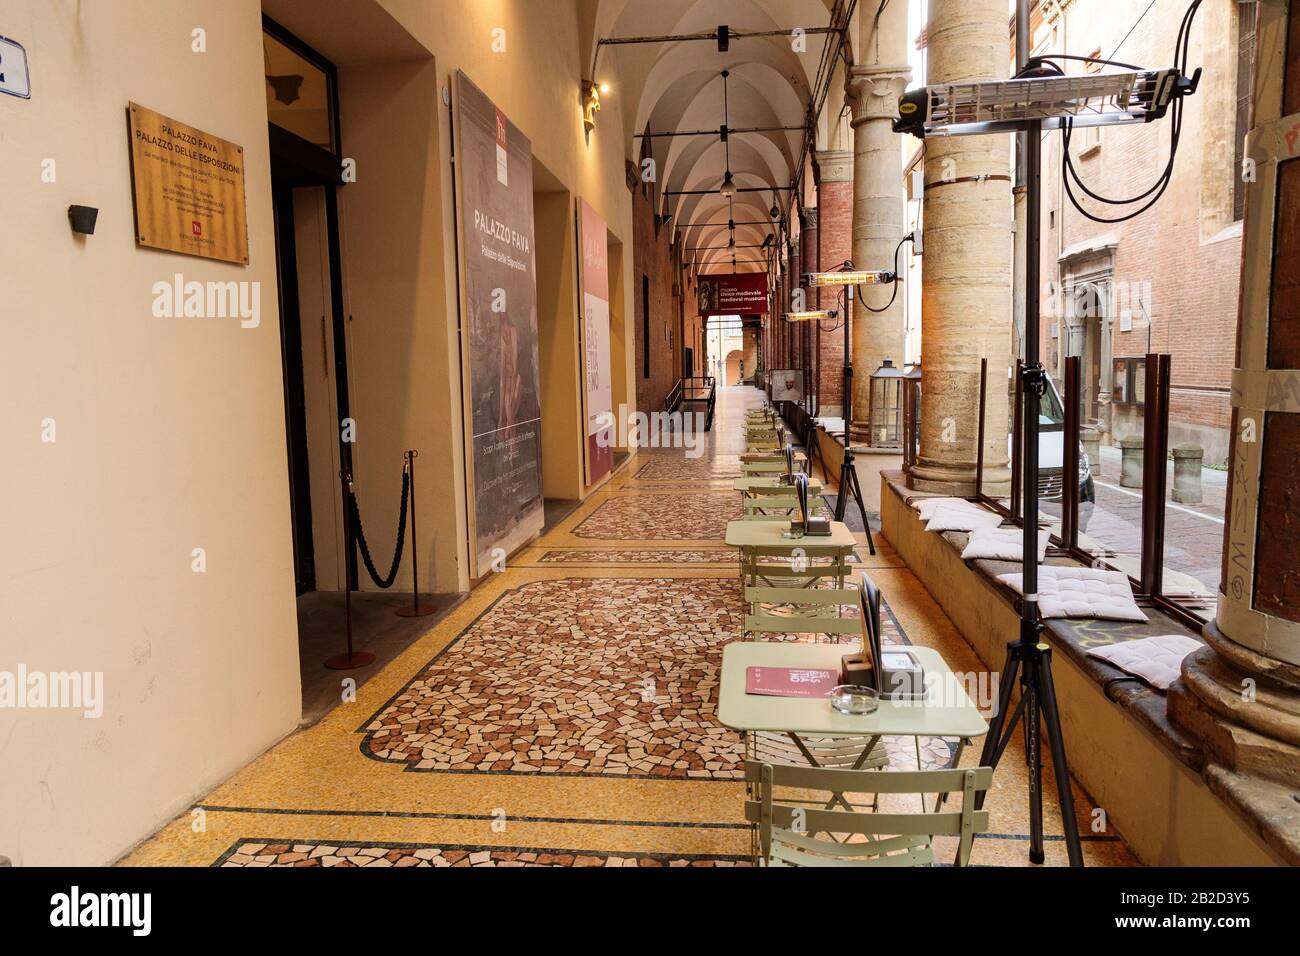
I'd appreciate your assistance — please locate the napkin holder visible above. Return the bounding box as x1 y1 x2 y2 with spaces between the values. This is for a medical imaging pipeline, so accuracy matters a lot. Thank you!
778 442 798 486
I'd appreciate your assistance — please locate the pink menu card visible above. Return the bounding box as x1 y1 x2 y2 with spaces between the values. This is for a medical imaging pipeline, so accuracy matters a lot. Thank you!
745 667 839 698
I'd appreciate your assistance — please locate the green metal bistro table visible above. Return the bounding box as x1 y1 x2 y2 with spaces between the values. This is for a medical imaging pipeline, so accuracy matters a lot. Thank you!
719 642 988 742
719 642 990 828
740 451 806 464
725 519 856 588
733 477 824 495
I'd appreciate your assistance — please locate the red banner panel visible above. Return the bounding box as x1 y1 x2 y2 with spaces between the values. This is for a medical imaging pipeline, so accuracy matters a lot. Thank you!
696 272 769 316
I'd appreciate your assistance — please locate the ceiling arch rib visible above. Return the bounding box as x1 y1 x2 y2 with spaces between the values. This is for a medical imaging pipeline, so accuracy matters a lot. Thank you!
592 0 851 272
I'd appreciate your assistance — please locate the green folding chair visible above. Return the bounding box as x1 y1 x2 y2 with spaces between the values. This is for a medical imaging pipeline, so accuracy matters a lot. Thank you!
744 762 994 867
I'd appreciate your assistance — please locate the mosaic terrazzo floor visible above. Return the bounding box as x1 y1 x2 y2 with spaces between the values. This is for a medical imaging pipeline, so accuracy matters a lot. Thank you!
121 387 1137 868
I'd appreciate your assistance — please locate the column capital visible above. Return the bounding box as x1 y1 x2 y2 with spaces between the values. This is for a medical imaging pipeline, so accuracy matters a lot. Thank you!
812 149 854 184
801 207 818 231
845 64 912 125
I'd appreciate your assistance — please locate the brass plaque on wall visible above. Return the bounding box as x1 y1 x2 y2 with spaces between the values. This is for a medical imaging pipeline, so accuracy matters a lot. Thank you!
127 102 249 265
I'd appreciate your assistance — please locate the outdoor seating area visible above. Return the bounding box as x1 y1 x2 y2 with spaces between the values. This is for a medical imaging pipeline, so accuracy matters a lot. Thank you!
725 402 994 866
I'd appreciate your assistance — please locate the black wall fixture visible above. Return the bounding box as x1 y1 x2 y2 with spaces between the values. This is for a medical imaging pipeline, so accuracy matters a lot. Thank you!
67 205 98 235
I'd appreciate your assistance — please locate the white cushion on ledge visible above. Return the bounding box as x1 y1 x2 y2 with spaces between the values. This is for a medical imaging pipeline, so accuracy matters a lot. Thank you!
962 527 1050 563
995 565 1148 622
1085 634 1201 691
913 496 985 522
926 504 1004 533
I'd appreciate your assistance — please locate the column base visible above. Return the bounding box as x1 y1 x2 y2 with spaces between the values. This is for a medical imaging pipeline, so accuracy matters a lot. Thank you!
1168 627 1300 789
905 456 1011 497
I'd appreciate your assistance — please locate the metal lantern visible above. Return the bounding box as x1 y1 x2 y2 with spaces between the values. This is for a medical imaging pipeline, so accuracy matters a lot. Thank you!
869 358 904 448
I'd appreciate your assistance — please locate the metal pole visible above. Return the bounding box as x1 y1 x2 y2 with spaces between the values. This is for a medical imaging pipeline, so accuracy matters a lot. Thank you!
976 358 988 499
843 284 854 428
1024 118 1042 619
397 450 437 618
326 468 376 670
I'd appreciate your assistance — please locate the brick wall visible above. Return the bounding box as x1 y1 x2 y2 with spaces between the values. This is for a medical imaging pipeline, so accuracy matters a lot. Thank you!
817 179 853 412
631 175 679 417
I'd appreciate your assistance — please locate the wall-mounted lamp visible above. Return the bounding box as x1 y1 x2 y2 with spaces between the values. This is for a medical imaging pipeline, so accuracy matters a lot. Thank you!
581 82 602 136
68 205 99 236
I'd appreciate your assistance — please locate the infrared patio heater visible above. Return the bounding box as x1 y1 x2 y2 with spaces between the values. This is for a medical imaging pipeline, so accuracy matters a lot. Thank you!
894 0 1203 867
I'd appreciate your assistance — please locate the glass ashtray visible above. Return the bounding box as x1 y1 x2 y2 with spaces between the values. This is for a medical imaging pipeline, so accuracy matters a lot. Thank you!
830 685 879 715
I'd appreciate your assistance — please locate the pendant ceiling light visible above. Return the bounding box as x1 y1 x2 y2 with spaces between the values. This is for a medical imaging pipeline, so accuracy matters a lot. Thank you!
718 71 735 197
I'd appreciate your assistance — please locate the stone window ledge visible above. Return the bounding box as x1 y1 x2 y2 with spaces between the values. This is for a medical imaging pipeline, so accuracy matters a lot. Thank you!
885 475 1298 864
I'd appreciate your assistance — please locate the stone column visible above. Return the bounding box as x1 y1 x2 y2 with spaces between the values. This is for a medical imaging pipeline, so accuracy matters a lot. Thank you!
1167 0 1300 865
801 208 819 403
813 150 855 417
845 64 911 445
907 0 1013 495
787 236 801 371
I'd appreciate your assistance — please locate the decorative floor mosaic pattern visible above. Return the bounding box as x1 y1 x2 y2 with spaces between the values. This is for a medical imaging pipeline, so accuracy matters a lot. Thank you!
359 577 950 780
633 455 744 481
216 840 748 868
573 493 743 540
539 549 738 564
361 578 746 778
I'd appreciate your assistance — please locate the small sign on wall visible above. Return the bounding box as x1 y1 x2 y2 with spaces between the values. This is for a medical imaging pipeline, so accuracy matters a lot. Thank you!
0 35 32 99
127 102 250 265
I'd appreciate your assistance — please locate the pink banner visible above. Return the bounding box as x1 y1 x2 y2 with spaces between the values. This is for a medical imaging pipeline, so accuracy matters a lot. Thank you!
579 198 613 485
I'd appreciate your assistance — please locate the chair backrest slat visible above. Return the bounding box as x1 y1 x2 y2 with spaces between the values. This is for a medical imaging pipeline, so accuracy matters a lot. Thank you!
744 586 859 605
744 616 862 635
745 760 992 793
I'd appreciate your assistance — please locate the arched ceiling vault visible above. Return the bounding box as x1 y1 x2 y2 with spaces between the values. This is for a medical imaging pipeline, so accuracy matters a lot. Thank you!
590 0 860 272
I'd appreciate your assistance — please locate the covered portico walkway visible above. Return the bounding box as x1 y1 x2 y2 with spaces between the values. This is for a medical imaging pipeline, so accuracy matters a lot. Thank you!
123 388 1132 867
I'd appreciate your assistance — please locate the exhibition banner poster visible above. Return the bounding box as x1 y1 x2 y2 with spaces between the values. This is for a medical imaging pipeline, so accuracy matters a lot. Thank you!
770 370 805 403
578 198 613 485
455 71 544 575
696 272 769 316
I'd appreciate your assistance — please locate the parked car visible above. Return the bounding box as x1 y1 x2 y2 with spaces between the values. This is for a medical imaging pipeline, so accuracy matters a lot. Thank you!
1011 373 1095 531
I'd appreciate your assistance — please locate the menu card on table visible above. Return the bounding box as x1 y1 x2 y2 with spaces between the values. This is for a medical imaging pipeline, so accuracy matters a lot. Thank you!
745 667 839 698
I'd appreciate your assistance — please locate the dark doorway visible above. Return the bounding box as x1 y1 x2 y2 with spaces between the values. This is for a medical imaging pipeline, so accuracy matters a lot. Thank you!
271 189 316 594
265 16 354 593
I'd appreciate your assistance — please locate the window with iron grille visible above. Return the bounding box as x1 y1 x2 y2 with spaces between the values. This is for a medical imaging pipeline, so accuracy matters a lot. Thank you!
642 274 651 379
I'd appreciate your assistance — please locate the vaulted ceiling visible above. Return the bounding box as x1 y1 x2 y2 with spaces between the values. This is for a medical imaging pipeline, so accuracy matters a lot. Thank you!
586 0 859 273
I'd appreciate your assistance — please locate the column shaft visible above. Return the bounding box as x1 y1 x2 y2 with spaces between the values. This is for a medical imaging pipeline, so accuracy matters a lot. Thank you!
847 64 911 445
908 0 1013 494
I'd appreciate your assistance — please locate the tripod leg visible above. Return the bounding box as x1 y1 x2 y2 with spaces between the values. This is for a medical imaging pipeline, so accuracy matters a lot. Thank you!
1026 677 1045 864
975 645 1022 811
849 463 876 556
1037 648 1086 867
834 459 849 523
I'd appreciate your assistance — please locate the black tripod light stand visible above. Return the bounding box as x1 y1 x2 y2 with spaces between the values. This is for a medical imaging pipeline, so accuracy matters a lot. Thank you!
802 265 901 557
833 282 876 556
894 0 1201 865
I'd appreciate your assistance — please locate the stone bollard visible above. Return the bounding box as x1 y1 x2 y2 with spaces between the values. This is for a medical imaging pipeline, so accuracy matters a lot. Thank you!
1081 425 1102 478
1119 435 1144 488
1173 444 1205 504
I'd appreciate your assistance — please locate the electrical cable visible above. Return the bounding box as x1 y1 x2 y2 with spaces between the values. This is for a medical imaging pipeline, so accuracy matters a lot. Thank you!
1059 0 1202 224
859 235 912 313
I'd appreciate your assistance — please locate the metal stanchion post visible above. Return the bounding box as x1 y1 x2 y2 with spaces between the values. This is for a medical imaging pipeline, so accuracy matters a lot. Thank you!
326 467 376 670
396 450 437 618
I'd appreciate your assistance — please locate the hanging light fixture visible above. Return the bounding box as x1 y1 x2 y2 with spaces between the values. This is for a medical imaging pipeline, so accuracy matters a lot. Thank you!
718 71 736 197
